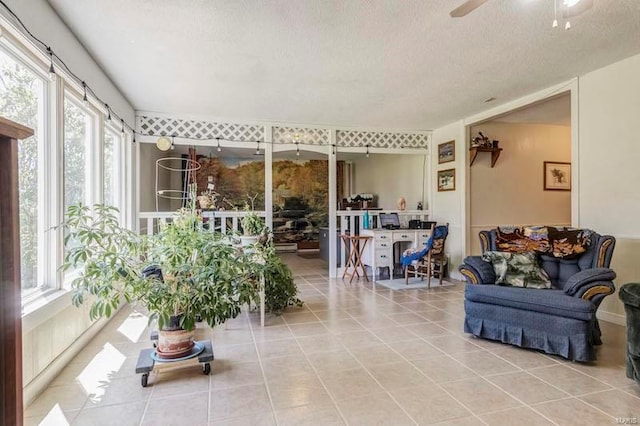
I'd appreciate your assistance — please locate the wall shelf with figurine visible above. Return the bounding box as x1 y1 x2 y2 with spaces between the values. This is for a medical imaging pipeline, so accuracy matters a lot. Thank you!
469 146 502 168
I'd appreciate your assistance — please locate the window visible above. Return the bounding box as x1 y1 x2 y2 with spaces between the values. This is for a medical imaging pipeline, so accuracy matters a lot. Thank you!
63 96 91 209
103 128 121 209
0 47 45 293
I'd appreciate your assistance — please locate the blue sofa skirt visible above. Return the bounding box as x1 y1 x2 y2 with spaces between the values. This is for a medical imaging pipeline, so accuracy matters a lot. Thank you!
465 300 598 362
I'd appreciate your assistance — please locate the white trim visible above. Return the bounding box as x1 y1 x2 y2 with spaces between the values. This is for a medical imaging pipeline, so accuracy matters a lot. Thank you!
597 310 625 326
264 125 273 226
328 129 338 277
135 109 433 134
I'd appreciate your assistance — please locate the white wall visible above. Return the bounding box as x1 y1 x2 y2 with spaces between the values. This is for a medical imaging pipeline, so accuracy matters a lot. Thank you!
1 0 136 403
352 153 427 210
578 52 640 324
469 122 571 254
431 121 465 280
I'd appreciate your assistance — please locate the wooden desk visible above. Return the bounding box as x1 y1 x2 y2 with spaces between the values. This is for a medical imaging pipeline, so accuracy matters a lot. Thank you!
360 228 432 280
340 235 372 283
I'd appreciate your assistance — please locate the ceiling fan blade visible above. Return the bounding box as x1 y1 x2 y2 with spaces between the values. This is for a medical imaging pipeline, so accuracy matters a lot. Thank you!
450 0 490 18
563 0 594 18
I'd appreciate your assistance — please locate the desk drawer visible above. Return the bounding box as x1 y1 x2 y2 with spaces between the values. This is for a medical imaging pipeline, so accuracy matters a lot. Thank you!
393 231 414 242
374 233 392 242
376 251 393 267
375 241 392 250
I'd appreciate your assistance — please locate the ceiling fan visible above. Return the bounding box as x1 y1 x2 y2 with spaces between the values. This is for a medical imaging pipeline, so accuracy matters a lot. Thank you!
449 0 594 18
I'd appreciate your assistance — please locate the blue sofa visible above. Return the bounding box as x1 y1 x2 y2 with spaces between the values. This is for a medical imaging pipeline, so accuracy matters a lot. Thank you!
459 228 616 362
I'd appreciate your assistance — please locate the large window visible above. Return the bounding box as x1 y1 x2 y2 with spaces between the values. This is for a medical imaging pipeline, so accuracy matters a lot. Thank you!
0 47 45 292
103 128 121 208
63 96 91 209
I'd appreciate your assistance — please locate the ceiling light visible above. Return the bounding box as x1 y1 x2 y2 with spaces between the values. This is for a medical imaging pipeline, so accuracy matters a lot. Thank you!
156 136 172 151
484 97 496 103
216 137 221 152
563 0 582 7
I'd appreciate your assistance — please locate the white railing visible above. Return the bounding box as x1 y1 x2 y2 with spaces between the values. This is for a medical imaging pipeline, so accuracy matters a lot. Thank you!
138 211 267 236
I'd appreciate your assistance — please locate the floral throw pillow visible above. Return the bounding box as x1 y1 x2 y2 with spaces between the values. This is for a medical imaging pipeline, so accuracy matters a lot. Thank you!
482 251 551 289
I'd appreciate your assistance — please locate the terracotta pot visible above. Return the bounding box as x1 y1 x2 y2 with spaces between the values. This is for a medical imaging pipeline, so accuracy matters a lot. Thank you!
156 328 195 359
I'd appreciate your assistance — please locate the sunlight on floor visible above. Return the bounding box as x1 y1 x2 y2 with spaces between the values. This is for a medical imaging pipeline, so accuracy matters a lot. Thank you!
38 403 70 426
78 343 126 402
116 311 149 343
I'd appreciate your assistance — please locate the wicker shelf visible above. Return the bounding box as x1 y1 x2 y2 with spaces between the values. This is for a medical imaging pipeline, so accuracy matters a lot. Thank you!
469 146 502 168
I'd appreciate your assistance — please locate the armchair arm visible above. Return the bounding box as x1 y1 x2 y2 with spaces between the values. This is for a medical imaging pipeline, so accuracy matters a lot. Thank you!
459 256 496 284
564 268 616 296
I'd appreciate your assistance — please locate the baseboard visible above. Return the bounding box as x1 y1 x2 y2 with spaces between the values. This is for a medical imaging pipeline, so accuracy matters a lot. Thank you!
597 309 626 326
23 315 111 406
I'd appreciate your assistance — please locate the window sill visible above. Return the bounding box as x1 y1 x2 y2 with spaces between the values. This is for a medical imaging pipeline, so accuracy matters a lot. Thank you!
22 289 73 334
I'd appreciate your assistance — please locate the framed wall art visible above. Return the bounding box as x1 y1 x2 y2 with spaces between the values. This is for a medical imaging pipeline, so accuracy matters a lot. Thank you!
544 161 571 191
437 168 455 192
438 140 455 164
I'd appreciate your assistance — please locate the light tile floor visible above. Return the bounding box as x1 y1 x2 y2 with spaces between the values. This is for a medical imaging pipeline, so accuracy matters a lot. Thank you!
25 254 639 425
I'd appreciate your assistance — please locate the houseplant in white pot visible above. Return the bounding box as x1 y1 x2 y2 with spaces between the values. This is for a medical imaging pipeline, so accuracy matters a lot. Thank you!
61 193 258 359
240 211 267 247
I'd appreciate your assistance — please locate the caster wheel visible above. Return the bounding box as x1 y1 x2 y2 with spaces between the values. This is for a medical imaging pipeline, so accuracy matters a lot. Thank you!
203 363 211 375
141 373 149 387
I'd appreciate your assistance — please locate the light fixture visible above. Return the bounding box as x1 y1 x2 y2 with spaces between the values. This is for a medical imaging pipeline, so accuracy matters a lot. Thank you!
170 136 175 150
255 141 260 155
563 0 581 7
296 142 300 157
105 104 111 121
332 144 336 155
366 144 370 158
132 134 136 144
121 119 125 134
216 137 221 152
156 136 172 151
82 81 88 104
47 47 56 80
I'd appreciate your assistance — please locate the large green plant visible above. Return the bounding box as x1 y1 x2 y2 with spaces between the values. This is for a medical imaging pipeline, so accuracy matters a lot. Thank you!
62 200 258 331
258 243 303 313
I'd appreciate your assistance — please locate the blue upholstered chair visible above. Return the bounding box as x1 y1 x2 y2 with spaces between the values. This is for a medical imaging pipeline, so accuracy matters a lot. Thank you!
459 229 616 362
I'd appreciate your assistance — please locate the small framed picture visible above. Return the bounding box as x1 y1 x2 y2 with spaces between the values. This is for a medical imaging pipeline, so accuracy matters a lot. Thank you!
437 168 455 192
544 161 571 191
438 140 455 164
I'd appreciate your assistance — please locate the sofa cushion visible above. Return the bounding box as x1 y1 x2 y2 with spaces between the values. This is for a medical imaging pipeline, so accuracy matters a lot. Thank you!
465 284 596 321
548 228 591 259
482 251 551 289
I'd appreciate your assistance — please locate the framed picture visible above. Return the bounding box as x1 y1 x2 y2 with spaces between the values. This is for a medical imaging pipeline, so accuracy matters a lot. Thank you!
438 140 455 164
437 168 455 192
544 161 571 191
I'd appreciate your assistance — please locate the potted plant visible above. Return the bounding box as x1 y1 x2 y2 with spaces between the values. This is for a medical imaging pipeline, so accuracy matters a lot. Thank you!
240 211 266 246
61 193 258 359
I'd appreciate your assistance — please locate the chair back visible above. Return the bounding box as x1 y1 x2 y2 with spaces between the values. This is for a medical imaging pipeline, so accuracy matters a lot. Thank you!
429 223 449 257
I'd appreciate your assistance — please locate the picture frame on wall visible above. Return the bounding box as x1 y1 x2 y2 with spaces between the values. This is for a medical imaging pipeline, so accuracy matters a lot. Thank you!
438 140 455 164
544 161 571 191
437 168 455 192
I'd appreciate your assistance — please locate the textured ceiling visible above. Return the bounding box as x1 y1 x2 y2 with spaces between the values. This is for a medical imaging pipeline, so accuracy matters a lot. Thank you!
47 0 640 130
493 93 571 126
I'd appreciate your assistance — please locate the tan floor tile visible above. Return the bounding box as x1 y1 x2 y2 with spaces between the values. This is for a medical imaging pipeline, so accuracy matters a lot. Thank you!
209 412 277 426
261 355 316 381
288 321 330 337
533 397 613 425
320 367 384 400
568 362 636 388
142 391 209 425
296 334 346 354
336 393 415 426
389 339 445 361
367 361 429 390
255 338 303 359
441 377 522 415
487 371 569 404
371 326 421 343
214 342 259 364
320 318 365 334
209 384 272 421
24 408 79 426
425 335 484 353
480 406 555 426
276 403 345 426
209 360 265 389
282 311 321 324
251 325 294 342
349 343 407 367
433 416 485 426
307 349 361 374
24 383 89 417
528 364 612 396
490 346 559 370
82 375 152 408
350 314 397 329
334 330 382 349
580 388 640 418
412 355 478 383
312 309 352 321
149 366 210 398
73 401 146 426
386 311 431 324
267 378 333 410
450 350 520 376
390 383 472 423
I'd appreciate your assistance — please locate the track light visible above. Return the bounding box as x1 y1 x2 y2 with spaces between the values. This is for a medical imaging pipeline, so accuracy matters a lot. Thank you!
132 134 136 144
366 144 370 158
332 144 336 155
82 81 88 104
171 136 175 150
47 47 56 80
255 141 260 155
105 104 111 121
121 118 125 134
216 137 221 152
296 142 300 157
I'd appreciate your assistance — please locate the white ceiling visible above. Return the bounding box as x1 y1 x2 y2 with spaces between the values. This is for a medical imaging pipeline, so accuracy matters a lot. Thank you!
492 93 571 126
48 0 640 130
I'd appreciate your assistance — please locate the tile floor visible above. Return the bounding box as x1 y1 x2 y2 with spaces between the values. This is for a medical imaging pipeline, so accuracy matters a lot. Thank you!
25 254 639 425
